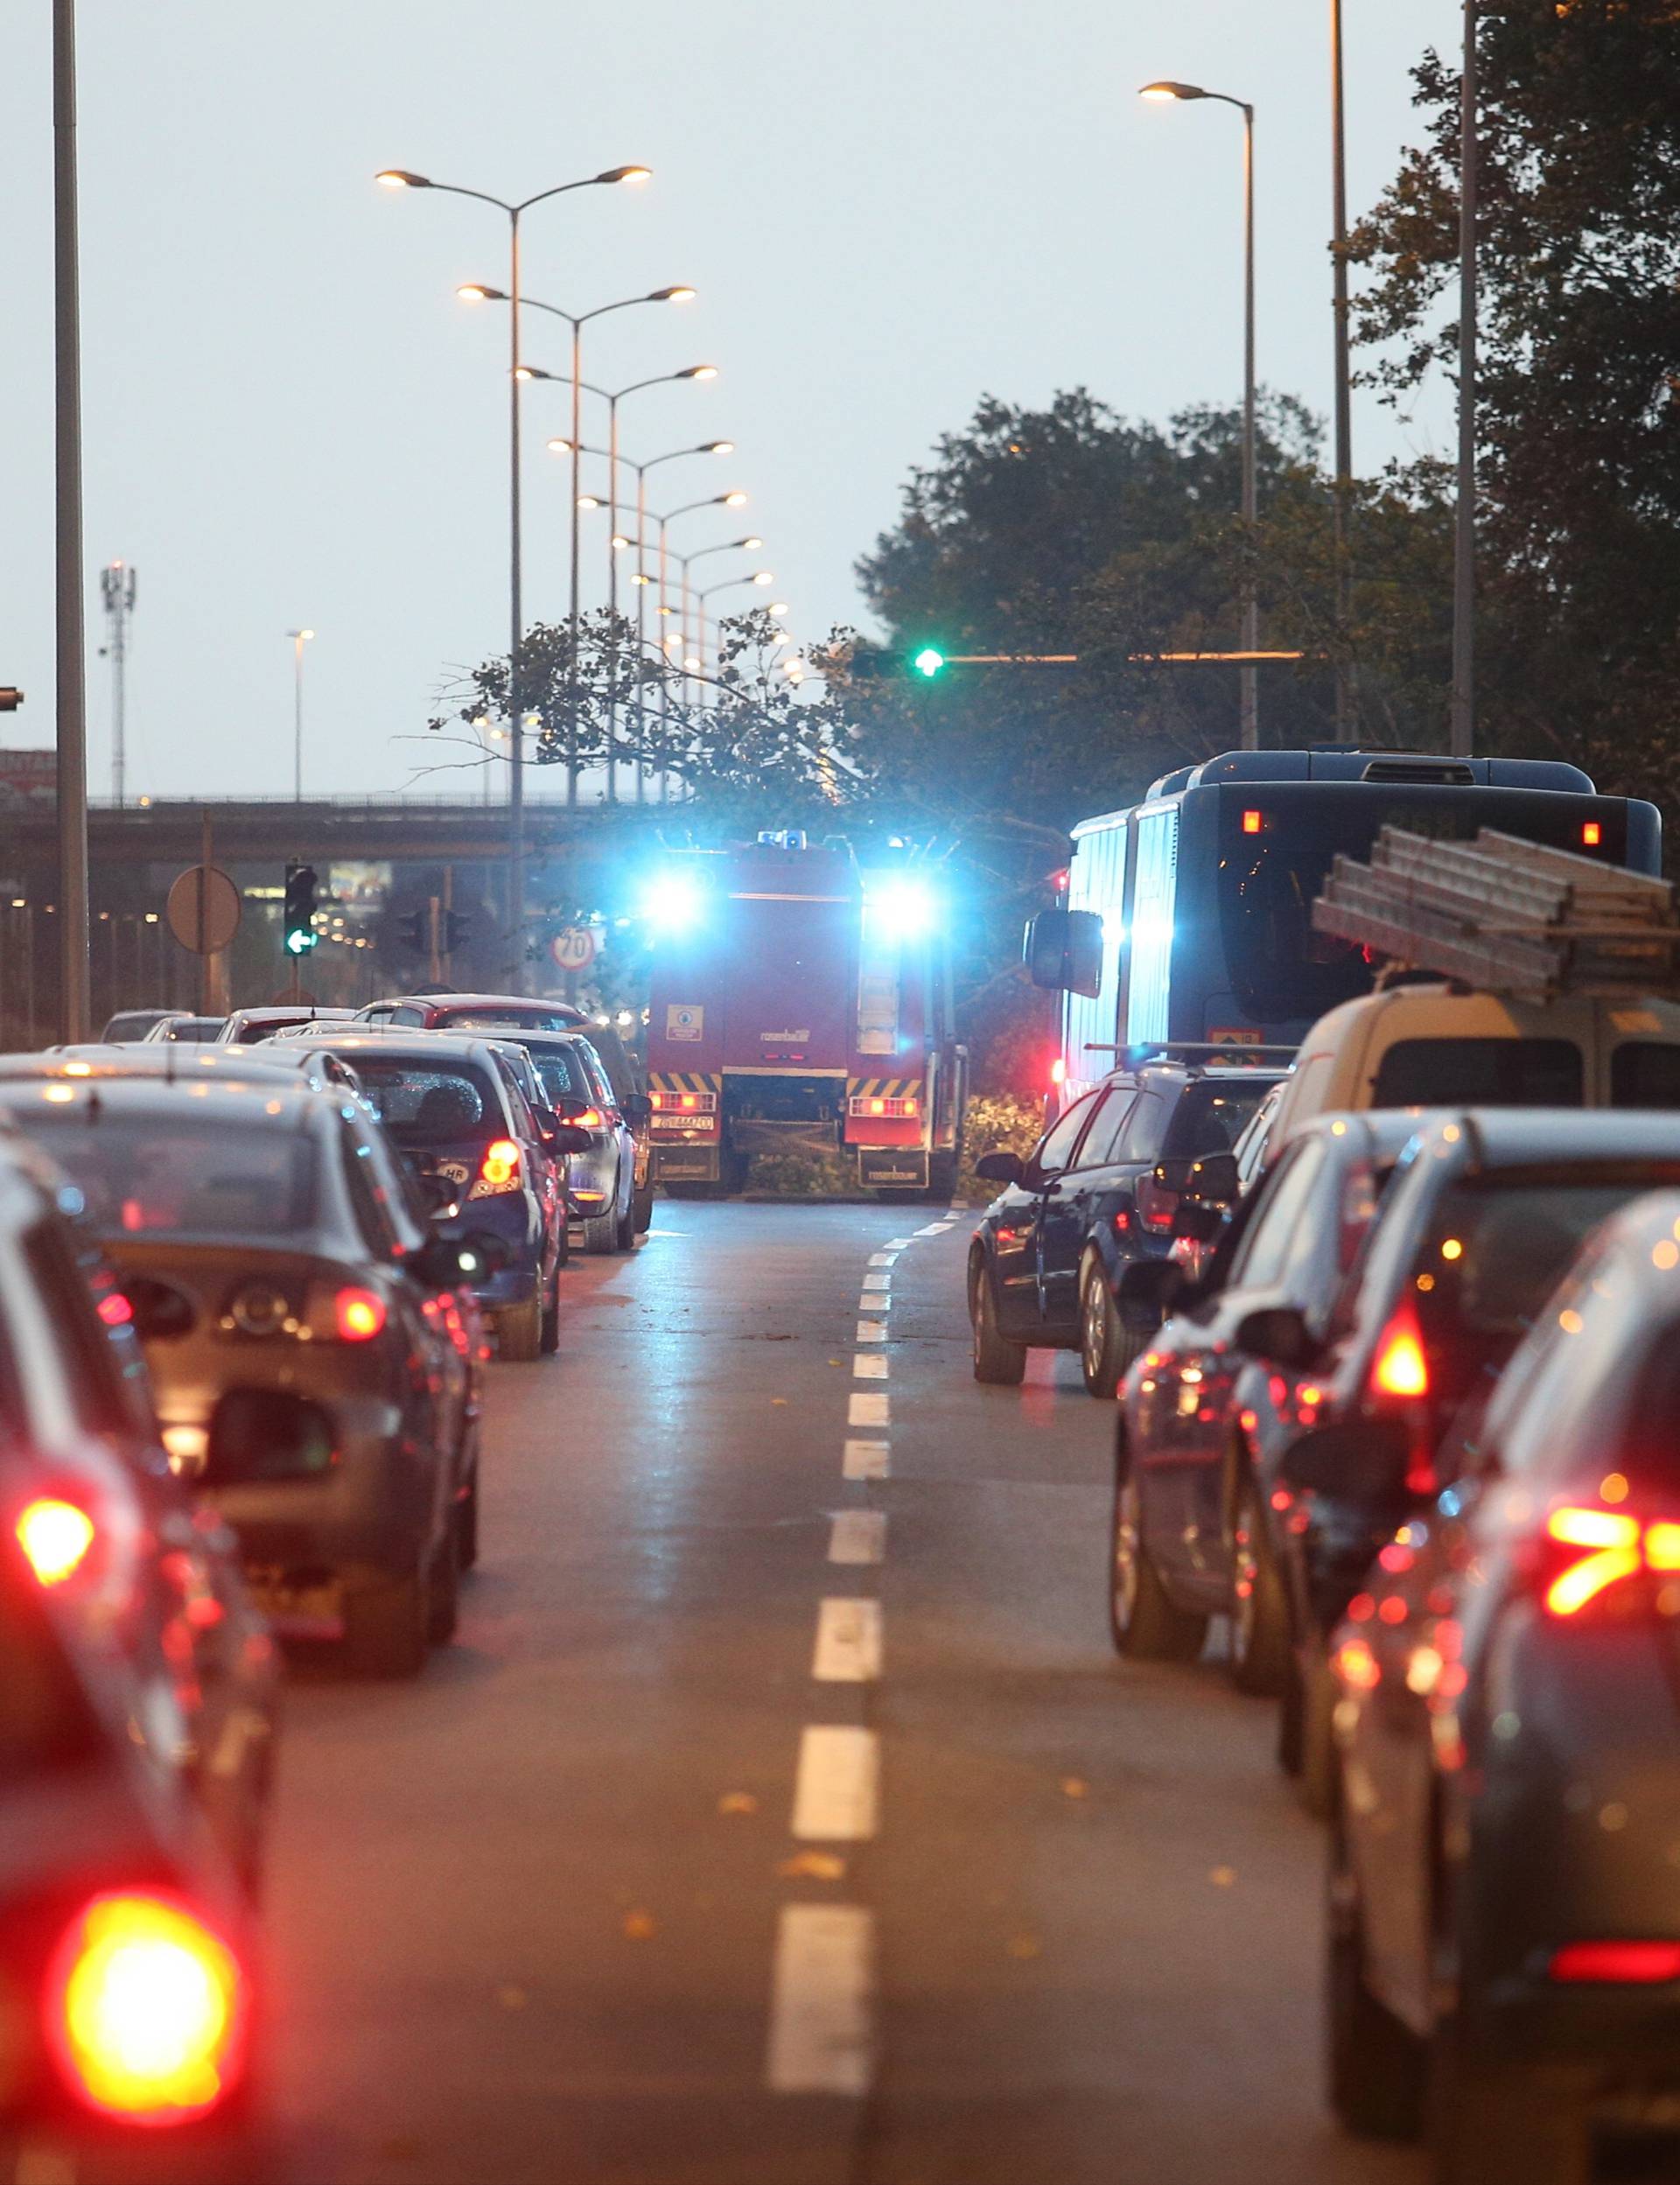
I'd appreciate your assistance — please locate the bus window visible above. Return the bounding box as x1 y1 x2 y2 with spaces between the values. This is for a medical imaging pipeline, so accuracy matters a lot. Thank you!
1612 1042 1680 1108
1370 1038 1584 1109
1125 809 1179 1047
1218 835 1372 1025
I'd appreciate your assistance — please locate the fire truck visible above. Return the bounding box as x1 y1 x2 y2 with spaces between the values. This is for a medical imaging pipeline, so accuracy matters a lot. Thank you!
643 831 968 1197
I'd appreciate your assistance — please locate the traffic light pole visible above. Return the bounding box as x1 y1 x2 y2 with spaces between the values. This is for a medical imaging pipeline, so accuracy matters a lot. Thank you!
54 0 90 1045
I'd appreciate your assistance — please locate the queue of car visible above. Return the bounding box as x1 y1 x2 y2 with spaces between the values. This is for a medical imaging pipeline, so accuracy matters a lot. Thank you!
0 989 648 2179
968 951 1680 2180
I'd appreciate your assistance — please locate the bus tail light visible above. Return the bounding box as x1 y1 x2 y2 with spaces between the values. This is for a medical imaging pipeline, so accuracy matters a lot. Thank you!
46 1891 247 2125
1581 821 1602 848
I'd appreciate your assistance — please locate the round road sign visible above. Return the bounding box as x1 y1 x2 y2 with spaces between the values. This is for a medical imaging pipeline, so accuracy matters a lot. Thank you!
550 925 598 973
165 865 242 955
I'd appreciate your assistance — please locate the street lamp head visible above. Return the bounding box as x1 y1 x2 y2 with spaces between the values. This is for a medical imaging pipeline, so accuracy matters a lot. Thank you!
1139 80 1207 101
598 165 652 186
683 656 703 673
457 283 507 304
514 366 557 382
704 440 735 456
679 364 719 381
612 535 634 550
375 169 430 188
578 494 603 510
722 491 748 508
650 285 696 304
769 602 789 616
547 438 575 455
752 571 774 585
739 536 765 550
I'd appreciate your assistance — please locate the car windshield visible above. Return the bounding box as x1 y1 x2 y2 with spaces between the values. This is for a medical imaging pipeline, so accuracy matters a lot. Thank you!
530 1047 592 1105
1161 1078 1279 1159
354 1059 501 1145
21 1111 316 1237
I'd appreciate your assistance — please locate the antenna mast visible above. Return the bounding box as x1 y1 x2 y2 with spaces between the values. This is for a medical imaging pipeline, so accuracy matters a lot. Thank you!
98 560 136 806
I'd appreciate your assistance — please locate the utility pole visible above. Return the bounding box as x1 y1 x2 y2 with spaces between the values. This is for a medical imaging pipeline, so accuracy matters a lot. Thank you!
1329 0 1354 732
98 562 136 807
1450 0 1479 758
53 0 90 1044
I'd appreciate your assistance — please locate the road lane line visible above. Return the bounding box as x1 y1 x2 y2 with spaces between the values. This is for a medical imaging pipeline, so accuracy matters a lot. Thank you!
848 1390 890 1426
913 1222 948 1237
853 1354 888 1379
858 1294 892 1314
812 1598 883 1681
766 1905 875 2094
856 1320 887 1342
885 1236 915 1249
792 1726 879 1839
862 1270 891 1291
829 1509 886 1564
843 1438 889 1479
867 1252 898 1268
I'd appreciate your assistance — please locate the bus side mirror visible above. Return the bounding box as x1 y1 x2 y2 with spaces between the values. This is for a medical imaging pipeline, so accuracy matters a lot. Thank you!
1024 908 1103 998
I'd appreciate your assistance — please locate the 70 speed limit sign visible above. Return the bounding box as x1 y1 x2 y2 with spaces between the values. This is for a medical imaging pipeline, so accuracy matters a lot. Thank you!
550 925 598 973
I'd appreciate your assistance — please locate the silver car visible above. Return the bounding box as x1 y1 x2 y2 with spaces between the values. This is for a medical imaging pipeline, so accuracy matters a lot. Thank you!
504 1029 641 1255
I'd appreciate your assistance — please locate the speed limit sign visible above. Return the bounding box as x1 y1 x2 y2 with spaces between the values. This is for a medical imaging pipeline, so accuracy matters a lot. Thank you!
550 924 598 973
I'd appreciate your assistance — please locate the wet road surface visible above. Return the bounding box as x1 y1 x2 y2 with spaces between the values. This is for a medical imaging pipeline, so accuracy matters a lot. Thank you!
264 1202 1425 2185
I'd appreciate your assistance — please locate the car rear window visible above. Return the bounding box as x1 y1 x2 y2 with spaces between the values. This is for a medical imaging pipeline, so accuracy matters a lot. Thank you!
530 1047 592 1105
1161 1077 1280 1159
1371 1038 1584 1108
1611 1041 1680 1108
22 1113 316 1237
354 1060 501 1145
444 1008 578 1034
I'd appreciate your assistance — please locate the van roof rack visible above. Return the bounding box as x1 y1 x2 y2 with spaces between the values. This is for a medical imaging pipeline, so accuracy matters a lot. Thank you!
1313 826 1680 1002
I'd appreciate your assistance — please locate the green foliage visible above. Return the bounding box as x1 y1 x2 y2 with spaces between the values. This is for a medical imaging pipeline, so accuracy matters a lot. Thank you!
746 1146 855 1197
1348 1 1680 794
958 1091 1045 1203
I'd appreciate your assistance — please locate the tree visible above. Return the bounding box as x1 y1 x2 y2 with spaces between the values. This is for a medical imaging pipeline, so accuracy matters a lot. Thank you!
1348 0 1680 797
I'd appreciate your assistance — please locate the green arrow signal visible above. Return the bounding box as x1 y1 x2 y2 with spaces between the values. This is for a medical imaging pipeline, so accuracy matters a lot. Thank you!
913 647 946 678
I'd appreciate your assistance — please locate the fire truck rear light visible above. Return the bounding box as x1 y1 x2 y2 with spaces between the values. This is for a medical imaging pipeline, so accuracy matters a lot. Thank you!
848 1096 919 1120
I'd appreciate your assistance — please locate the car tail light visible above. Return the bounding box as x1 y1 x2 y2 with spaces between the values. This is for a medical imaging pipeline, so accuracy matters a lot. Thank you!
1550 1940 1680 1983
1370 1308 1429 1401
571 1109 605 1131
1536 1505 1680 1618
16 1496 95 1587
46 1892 247 2125
1136 1174 1178 1236
473 1138 522 1196
332 1287 387 1342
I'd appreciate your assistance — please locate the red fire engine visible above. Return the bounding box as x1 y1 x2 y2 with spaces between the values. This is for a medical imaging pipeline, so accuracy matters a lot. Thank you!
643 831 968 1197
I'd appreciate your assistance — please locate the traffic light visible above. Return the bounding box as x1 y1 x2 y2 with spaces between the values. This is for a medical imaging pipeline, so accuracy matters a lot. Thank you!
444 912 470 953
912 647 946 678
283 864 318 957
396 911 426 954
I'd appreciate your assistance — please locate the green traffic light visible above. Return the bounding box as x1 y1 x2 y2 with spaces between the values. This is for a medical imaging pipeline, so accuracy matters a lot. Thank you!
913 648 946 678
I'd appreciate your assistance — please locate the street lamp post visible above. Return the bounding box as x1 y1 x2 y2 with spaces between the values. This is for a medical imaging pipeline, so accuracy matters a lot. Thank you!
54 0 90 1042
376 163 649 984
1451 0 1479 759
1140 81 1260 749
473 287 696 806
693 568 775 683
286 627 315 800
1329 0 1354 731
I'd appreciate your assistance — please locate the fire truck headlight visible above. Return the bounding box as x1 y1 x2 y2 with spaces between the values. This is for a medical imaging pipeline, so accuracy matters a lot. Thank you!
867 878 935 941
641 873 704 935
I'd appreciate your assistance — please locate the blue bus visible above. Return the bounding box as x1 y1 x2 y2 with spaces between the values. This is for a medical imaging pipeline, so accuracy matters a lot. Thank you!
1032 748 1662 1103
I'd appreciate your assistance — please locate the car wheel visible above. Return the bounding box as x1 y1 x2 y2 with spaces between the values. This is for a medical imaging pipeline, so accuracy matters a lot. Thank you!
1228 1471 1291 1696
1327 1811 1423 2138
496 1292 542 1362
1110 1453 1207 1662
539 1264 561 1355
1277 1651 1306 1775
1427 2027 1592 2185
1079 1255 1135 1398
426 1523 459 1647
344 1563 428 1679
971 1267 1026 1385
456 1467 480 1571
1299 1642 1339 1819
583 1210 618 1254
615 1183 636 1251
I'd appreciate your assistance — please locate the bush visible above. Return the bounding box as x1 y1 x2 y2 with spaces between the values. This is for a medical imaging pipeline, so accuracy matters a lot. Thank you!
958 1090 1044 1201
746 1145 855 1197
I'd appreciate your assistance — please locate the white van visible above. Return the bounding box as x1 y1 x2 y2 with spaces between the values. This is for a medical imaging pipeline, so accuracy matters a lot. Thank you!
1267 983 1680 1152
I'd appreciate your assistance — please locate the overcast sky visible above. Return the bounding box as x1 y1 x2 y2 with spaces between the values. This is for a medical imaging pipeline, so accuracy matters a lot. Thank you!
0 0 1462 802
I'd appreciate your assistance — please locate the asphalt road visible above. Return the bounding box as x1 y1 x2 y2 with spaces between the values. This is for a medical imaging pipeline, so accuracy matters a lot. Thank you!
262 1202 1424 2185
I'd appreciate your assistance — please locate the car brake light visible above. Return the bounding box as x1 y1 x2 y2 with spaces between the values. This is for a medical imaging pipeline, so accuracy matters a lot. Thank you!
46 1891 246 2125
96 1290 133 1328
1136 1174 1178 1235
1550 1940 1680 1983
572 1110 605 1131
1370 1314 1429 1400
477 1138 522 1192
333 1287 387 1342
17 1497 96 1587
1539 1505 1680 1617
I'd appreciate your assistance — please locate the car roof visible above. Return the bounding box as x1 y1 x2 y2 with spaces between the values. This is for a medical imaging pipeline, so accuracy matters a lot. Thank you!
1114 1061 1288 1092
1409 1106 1680 1170
1292 1108 1427 1159
0 1075 324 1128
303 1030 510 1066
0 1046 309 1084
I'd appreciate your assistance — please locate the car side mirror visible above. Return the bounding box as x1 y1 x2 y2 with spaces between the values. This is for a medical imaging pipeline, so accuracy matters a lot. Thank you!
623 1092 653 1123
1186 1151 1240 1203
1278 1418 1412 1506
550 1123 592 1157
974 1150 1026 1187
1117 1257 1184 1328
1023 907 1103 998
1171 1201 1223 1244
1234 1304 1320 1369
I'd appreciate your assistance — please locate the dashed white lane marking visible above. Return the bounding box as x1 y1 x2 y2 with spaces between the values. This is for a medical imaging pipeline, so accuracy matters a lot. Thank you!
843 1437 890 1479
913 1222 949 1237
856 1320 887 1342
792 1725 879 1839
867 1252 898 1268
848 1390 890 1426
853 1354 888 1379
812 1597 883 1681
829 1509 886 1564
766 1905 875 2094
885 1236 915 1249
862 1269 891 1291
